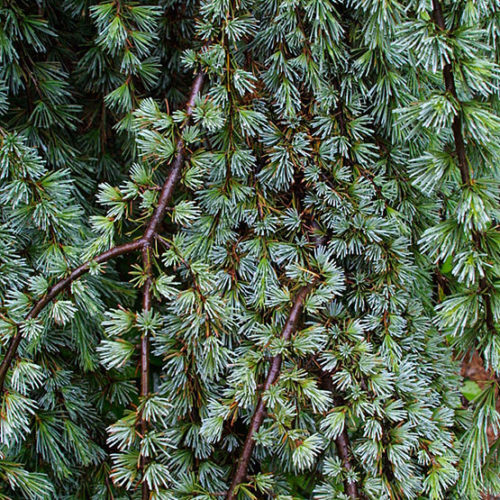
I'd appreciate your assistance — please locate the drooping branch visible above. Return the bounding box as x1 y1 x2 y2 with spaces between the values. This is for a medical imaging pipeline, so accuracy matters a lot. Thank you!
320 372 359 498
141 245 153 402
0 240 143 390
226 284 314 500
431 1 496 336
143 72 205 241
431 0 470 185
311 221 359 498
0 72 205 393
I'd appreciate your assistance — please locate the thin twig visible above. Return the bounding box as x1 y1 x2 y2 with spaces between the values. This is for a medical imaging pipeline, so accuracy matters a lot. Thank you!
320 372 359 498
0 72 205 393
311 220 359 498
0 240 142 390
143 72 204 241
431 0 470 185
431 1 496 336
141 245 153 402
226 284 314 500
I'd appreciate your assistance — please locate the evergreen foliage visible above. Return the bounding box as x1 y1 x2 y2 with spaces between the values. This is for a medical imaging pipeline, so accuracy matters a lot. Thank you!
0 1 498 499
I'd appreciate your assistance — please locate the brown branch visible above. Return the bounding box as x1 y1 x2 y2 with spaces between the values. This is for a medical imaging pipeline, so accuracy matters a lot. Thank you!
431 0 470 185
0 240 143 390
431 1 496 337
141 245 153 401
226 73 359 499
311 221 359 498
226 284 314 500
0 72 205 393
320 373 359 498
143 72 204 241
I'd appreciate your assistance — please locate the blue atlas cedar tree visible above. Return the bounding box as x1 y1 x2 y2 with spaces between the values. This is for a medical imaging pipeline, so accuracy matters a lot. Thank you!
0 1 498 499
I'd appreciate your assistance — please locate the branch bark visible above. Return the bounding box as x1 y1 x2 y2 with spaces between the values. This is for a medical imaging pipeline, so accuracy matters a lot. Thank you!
431 1 496 336
143 72 204 241
320 372 359 498
141 244 152 402
311 222 359 498
0 240 142 390
431 0 470 185
226 284 314 500
0 72 204 393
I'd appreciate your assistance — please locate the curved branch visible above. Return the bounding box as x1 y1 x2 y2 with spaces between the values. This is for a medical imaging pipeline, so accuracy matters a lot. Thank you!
0 72 205 393
143 72 204 241
320 372 359 498
431 1 496 335
431 0 470 185
0 239 143 390
226 284 314 500
312 223 359 498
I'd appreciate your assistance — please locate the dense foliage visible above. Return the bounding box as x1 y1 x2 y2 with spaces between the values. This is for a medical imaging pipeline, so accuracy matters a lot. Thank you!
0 1 498 499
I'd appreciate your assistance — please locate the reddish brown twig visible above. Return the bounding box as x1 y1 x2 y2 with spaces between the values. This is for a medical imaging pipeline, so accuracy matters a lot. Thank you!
431 0 469 185
431 1 496 336
226 284 314 500
0 240 142 389
0 72 205 393
320 372 359 498
311 221 359 498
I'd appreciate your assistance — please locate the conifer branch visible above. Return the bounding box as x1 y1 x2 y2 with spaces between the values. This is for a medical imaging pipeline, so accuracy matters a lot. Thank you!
431 1 496 337
143 72 205 241
311 219 359 497
0 240 143 390
6 2 495 497
226 284 314 500
0 72 205 393
431 0 470 185
320 372 359 498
